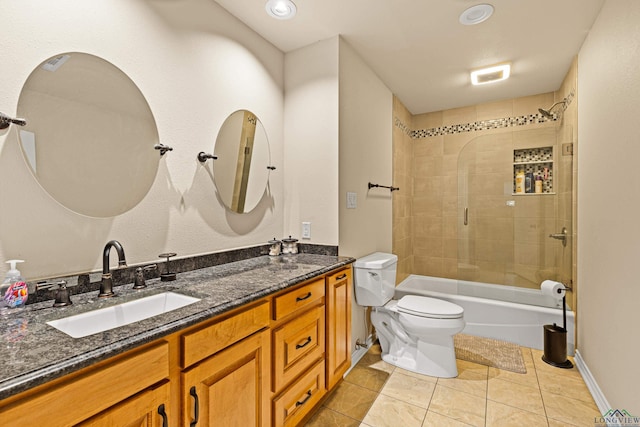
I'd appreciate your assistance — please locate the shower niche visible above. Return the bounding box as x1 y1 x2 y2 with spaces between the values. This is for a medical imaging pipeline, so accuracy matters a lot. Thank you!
512 146 554 194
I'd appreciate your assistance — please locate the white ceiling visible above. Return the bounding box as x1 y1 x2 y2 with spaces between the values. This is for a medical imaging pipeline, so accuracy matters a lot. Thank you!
213 0 604 115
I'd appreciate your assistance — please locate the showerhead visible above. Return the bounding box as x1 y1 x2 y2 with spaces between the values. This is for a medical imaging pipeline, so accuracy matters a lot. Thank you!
538 100 567 119
538 108 554 119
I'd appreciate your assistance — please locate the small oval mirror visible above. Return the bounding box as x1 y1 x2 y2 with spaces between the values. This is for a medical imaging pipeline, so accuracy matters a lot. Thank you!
17 53 160 217
213 110 271 213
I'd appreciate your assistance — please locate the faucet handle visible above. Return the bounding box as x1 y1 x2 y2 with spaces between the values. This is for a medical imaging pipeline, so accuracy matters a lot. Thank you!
53 281 73 307
133 265 158 289
36 280 72 307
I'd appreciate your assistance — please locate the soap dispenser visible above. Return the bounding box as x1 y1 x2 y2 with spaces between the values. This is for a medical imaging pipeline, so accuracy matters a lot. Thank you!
1 260 28 311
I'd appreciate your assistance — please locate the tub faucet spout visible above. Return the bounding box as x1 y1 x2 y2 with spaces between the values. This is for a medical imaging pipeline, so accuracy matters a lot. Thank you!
100 240 127 297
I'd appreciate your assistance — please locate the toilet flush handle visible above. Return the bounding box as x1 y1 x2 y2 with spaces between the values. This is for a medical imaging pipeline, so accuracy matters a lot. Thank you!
368 272 379 277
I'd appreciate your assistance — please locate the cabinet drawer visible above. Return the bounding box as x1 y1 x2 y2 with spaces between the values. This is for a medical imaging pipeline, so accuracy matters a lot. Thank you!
182 301 269 368
273 279 324 321
273 305 325 391
273 360 326 427
326 267 351 287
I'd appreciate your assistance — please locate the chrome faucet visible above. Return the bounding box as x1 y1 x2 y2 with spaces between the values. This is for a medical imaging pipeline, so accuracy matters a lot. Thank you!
100 240 127 297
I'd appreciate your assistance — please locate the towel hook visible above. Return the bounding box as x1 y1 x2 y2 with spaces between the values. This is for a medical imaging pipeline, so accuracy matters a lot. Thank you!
197 152 217 163
154 143 173 156
0 112 27 130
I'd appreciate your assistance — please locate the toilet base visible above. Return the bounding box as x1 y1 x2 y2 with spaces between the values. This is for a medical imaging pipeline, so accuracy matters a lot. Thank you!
372 307 460 378
380 334 459 378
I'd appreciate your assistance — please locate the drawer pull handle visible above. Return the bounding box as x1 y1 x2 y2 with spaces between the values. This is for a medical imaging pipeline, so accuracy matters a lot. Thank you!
190 386 200 427
158 404 168 427
296 292 312 302
295 390 313 407
296 336 313 349
336 274 347 280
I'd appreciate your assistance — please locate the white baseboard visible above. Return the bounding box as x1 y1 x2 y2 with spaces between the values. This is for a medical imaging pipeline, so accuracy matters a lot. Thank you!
575 349 618 425
344 335 375 377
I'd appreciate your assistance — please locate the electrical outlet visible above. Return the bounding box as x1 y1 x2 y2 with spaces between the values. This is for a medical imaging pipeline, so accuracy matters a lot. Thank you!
302 222 311 239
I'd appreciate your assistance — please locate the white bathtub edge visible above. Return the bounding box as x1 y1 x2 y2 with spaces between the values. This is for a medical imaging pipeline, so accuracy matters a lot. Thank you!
575 349 614 424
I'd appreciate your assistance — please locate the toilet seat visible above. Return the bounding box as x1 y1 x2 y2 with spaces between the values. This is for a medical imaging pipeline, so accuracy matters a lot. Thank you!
397 295 463 319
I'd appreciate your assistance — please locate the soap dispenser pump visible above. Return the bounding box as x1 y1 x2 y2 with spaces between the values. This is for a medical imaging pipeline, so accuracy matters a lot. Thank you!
1 260 28 310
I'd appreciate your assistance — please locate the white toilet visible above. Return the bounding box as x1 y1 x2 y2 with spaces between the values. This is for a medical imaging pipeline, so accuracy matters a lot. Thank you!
354 252 465 378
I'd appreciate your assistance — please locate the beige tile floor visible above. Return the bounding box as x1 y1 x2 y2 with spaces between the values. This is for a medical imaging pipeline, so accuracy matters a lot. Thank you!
303 343 601 427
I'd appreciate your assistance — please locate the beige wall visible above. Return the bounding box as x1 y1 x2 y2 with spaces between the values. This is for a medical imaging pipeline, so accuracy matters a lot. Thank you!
0 0 286 279
337 38 393 349
284 37 340 245
338 39 393 258
577 0 640 413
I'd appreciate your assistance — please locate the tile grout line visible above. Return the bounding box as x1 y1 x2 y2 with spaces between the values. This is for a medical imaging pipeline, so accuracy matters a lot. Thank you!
528 347 552 427
484 364 489 427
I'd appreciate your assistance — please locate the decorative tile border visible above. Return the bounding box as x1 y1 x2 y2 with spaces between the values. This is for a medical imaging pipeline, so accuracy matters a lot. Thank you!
395 91 574 139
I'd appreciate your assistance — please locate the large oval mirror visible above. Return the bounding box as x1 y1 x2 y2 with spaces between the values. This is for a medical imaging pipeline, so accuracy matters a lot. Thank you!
17 52 160 217
213 110 271 213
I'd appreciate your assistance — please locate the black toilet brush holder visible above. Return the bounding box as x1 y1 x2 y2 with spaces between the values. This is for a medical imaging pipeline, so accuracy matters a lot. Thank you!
542 292 573 368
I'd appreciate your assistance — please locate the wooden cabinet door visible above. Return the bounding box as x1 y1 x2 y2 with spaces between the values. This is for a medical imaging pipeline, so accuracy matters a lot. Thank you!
78 381 170 427
182 330 270 427
325 267 352 390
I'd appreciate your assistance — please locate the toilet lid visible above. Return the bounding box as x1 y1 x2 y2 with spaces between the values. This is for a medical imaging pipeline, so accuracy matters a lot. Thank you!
397 295 464 319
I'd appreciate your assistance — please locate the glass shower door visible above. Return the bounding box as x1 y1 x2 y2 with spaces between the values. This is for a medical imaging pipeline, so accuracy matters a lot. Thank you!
457 126 572 291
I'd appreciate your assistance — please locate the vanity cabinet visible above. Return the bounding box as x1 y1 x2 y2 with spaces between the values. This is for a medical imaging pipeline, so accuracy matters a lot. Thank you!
180 301 271 427
325 267 352 390
0 341 170 427
0 263 353 427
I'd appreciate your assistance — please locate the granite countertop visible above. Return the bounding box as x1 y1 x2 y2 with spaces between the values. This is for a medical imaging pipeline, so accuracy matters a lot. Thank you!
0 253 354 400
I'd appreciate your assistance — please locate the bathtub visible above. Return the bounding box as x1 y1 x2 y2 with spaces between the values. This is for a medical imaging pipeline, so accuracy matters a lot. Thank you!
395 275 575 354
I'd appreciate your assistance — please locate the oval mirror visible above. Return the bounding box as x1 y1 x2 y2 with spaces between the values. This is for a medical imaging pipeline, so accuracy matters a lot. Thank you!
213 110 271 213
16 52 160 217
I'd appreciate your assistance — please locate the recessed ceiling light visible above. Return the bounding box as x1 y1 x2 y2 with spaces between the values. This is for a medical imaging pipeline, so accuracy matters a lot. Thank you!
459 4 494 25
265 0 297 20
470 63 511 85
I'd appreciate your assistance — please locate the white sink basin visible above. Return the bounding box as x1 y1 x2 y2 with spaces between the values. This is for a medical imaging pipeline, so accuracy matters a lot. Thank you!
47 292 201 338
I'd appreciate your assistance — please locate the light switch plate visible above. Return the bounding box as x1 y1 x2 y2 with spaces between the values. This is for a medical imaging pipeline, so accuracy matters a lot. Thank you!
346 192 357 209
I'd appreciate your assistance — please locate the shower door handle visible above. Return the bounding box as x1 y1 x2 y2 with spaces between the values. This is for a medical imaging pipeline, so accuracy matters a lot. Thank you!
549 227 567 247
464 207 468 226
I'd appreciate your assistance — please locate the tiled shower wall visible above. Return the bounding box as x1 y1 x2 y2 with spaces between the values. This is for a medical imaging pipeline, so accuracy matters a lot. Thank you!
392 57 577 297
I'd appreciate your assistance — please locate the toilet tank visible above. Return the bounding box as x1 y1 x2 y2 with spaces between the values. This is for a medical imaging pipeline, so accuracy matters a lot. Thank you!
353 252 398 307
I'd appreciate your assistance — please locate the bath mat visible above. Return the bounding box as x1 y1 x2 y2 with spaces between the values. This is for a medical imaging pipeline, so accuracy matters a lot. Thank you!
454 334 527 374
